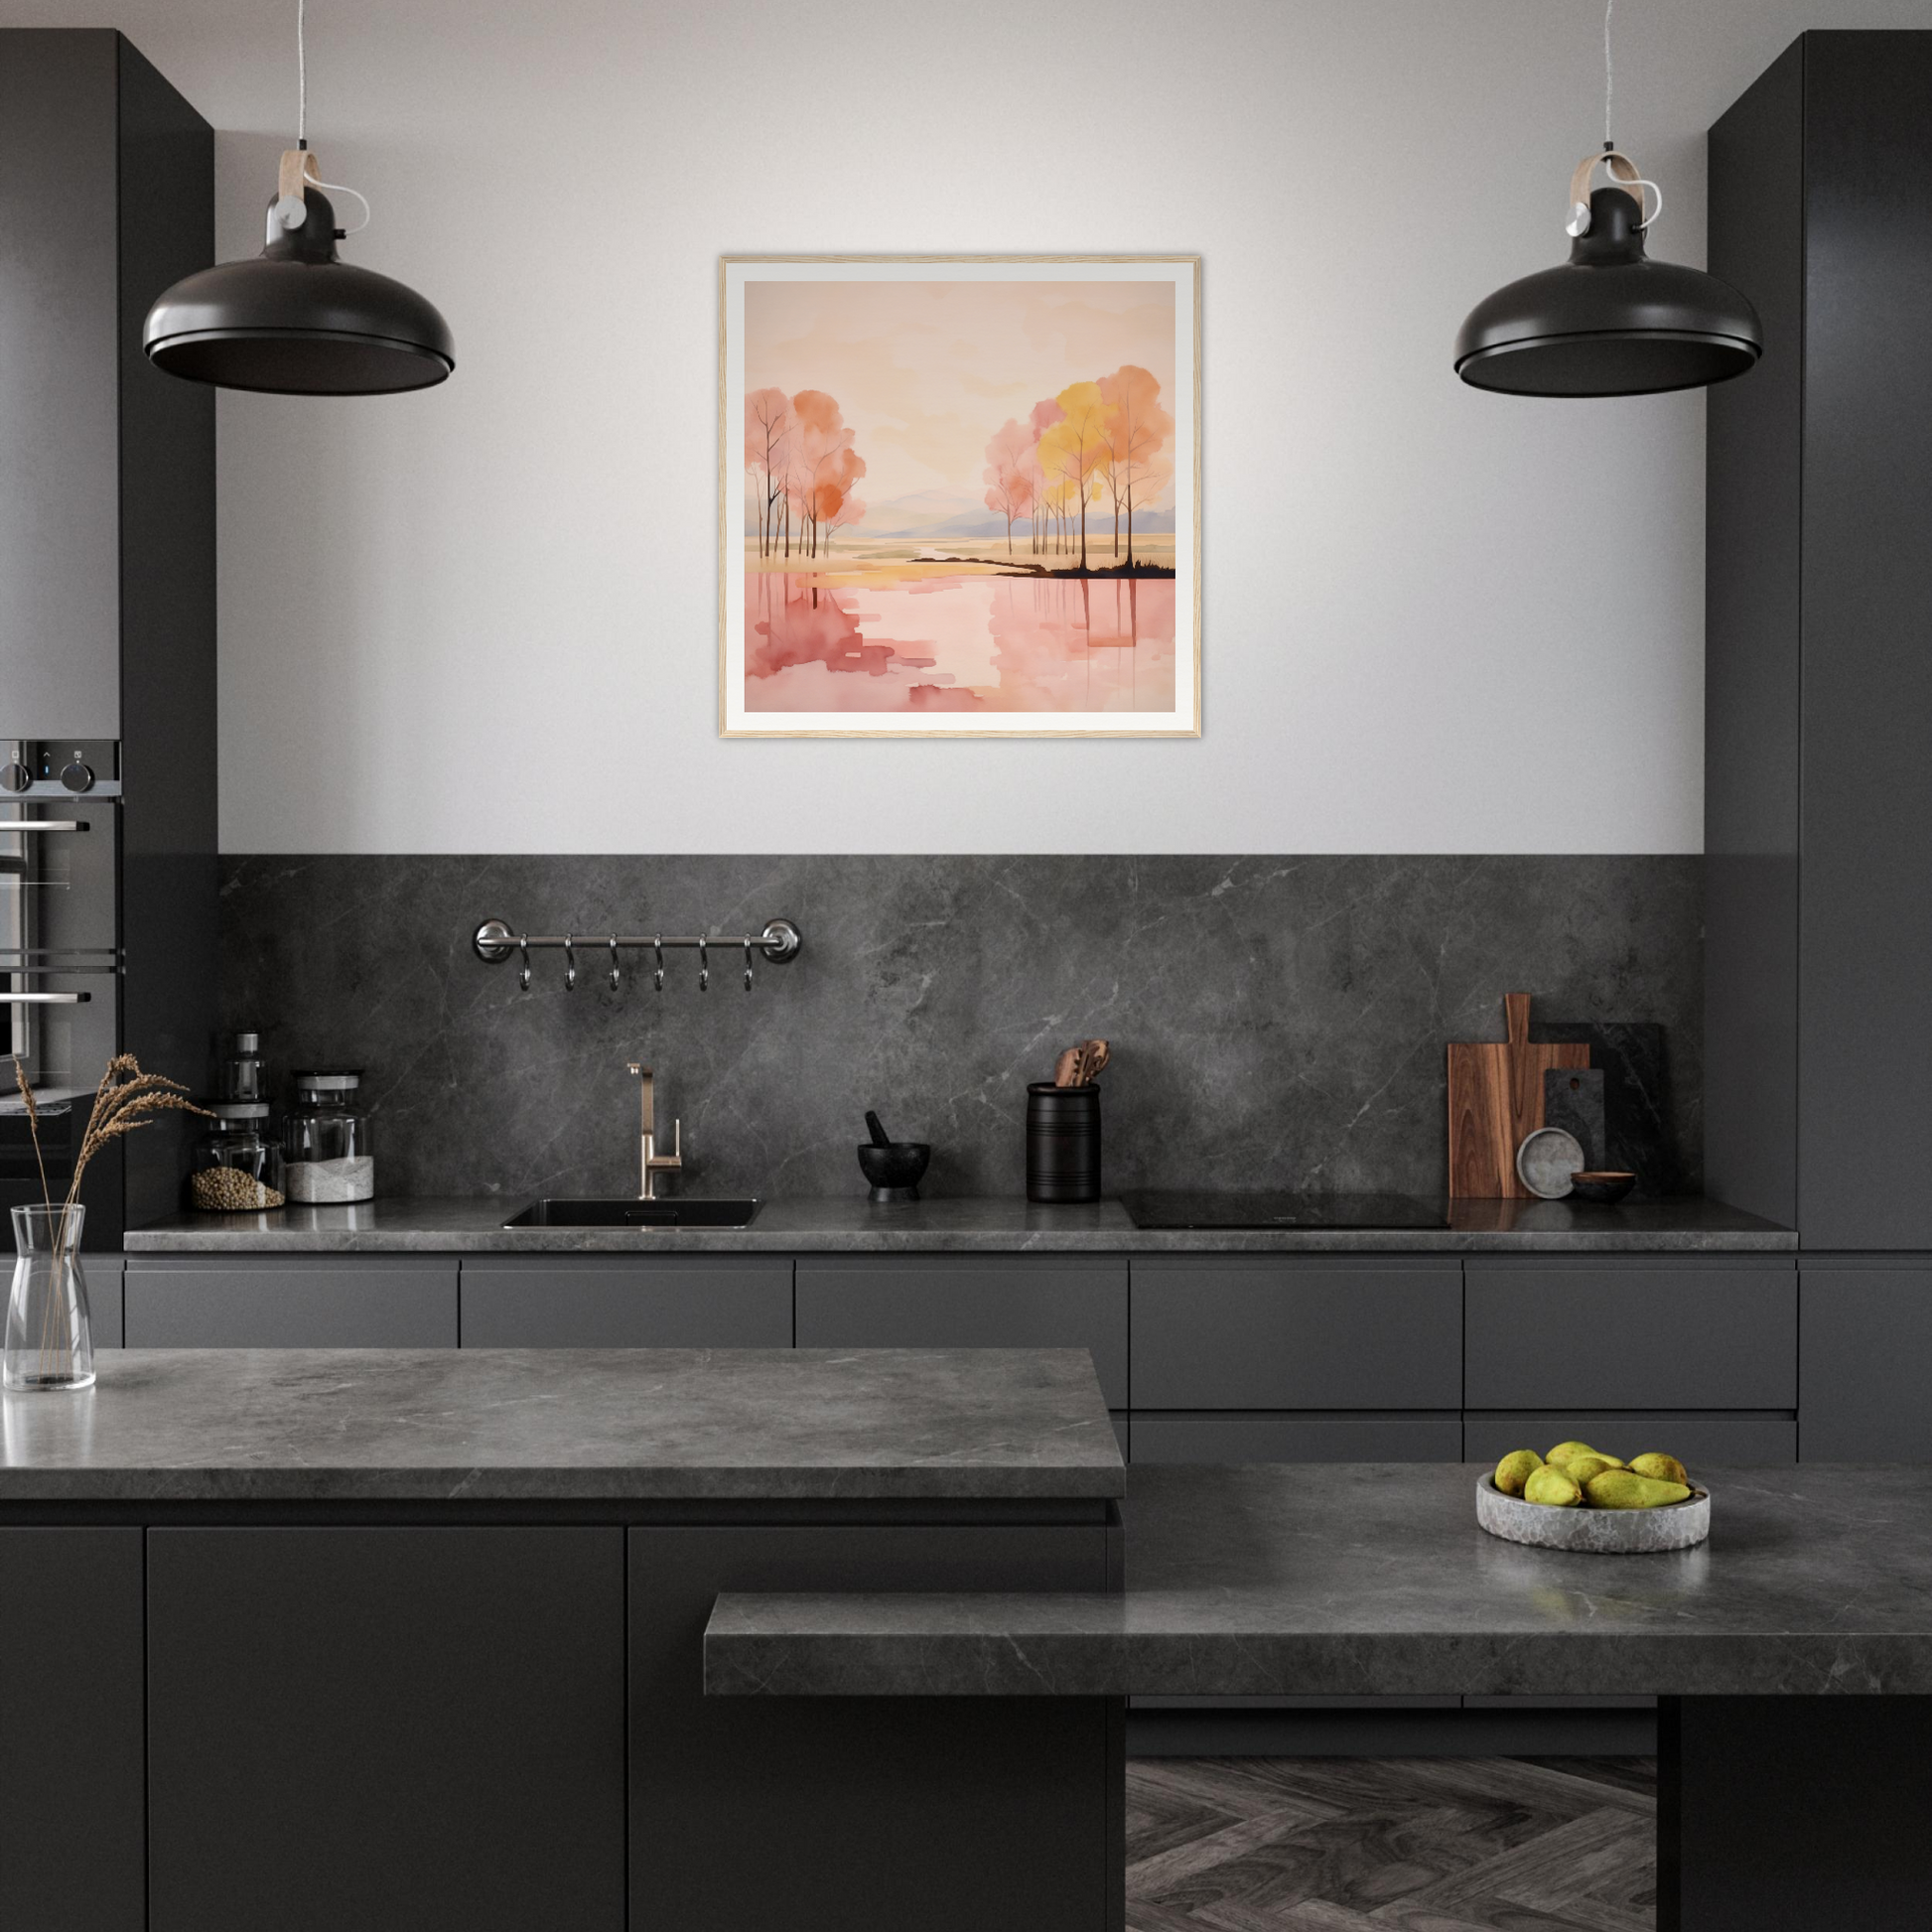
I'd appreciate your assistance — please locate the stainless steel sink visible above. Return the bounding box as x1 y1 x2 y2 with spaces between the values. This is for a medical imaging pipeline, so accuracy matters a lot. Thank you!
502 1197 761 1229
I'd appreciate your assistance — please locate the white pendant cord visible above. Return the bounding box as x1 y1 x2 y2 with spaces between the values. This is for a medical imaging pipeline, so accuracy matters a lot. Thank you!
282 0 371 234
1603 0 1613 148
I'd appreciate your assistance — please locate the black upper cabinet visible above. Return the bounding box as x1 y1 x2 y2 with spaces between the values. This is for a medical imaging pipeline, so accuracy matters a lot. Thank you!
0 33 215 1236
0 31 212 740
1707 33 1932 1250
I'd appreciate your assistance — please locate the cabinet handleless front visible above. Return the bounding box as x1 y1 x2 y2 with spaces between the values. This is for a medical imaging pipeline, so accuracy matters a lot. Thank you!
147 1526 624 1932
460 1254 791 1347
0 1528 145 1932
1464 1259 1796 1410
124 1256 458 1347
795 1256 1129 1409
1131 1258 1462 1411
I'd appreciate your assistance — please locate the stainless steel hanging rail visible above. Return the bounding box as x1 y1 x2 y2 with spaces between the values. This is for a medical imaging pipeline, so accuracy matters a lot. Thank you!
472 917 801 993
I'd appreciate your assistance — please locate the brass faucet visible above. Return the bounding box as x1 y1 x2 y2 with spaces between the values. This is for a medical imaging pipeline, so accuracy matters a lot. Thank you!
624 1062 683 1199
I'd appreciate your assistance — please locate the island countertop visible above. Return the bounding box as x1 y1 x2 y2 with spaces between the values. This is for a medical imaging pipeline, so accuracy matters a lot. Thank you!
706 1461 1932 1699
121 1193 1796 1255
0 1347 1125 1504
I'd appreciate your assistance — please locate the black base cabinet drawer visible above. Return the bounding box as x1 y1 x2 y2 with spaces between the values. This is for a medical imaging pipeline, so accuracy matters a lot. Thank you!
1464 1260 1796 1410
1132 1414 1462 1463
1800 1263 1932 1457
1463 1413 1797 1465
125 1257 458 1347
0 1529 145 1932
148 1527 625 1932
795 1257 1128 1409
1132 1259 1461 1411
460 1256 791 1347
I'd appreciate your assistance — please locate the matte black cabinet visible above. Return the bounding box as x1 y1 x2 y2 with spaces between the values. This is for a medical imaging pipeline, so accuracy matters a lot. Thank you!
1463 1413 1797 1466
1463 1260 1796 1411
1132 1258 1462 1411
461 1255 791 1347
147 1527 626 1932
125 1256 459 1346
0 29 216 1242
795 1256 1129 1409
1708 32 1932 1251
628 1522 1116 1932
0 1529 146 1932
1799 1262 1932 1457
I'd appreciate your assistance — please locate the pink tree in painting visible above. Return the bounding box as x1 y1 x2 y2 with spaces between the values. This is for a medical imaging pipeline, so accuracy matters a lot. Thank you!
744 388 793 559
824 489 867 555
1097 364 1173 570
982 419 1035 556
786 390 868 559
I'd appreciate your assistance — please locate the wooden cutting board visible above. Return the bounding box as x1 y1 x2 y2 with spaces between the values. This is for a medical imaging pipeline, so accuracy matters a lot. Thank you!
1448 993 1589 1198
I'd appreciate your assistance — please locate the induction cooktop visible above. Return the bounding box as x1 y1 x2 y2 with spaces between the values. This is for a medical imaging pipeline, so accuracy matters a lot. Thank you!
1118 1191 1450 1230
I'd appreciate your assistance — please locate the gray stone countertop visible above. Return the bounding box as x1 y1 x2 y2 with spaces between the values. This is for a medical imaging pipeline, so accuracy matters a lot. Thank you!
122 1194 1795 1255
706 1461 1932 1698
0 1347 1123 1503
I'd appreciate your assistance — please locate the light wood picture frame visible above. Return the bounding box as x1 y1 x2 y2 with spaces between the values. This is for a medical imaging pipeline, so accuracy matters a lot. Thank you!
720 255 1200 738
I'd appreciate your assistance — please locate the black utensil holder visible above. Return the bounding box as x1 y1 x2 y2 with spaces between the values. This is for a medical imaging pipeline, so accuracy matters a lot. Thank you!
1027 1083 1101 1203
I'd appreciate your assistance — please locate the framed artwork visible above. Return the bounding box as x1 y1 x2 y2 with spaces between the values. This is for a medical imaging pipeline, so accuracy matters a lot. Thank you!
720 256 1199 738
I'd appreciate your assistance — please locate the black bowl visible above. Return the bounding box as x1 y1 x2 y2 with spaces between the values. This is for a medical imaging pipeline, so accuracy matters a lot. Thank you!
858 1142 930 1202
1568 1171 1637 1205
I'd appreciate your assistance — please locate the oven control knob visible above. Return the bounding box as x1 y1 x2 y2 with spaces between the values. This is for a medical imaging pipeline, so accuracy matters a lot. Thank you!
0 761 30 793
60 760 94 794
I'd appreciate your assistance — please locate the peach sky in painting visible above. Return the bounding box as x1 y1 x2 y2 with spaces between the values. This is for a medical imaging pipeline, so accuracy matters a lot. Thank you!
744 280 1176 515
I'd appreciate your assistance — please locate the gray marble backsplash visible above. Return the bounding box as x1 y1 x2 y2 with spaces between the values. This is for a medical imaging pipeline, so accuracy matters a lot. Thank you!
217 856 1703 1202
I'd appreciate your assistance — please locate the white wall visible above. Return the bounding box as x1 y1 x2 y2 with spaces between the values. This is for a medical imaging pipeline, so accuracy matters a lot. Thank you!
6 0 1928 854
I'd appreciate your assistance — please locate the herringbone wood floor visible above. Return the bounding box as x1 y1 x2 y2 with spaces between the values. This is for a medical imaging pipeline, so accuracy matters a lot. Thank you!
1126 1756 1657 1931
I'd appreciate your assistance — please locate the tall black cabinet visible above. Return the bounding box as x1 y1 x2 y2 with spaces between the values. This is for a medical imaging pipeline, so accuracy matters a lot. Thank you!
1707 31 1932 1255
0 31 215 1245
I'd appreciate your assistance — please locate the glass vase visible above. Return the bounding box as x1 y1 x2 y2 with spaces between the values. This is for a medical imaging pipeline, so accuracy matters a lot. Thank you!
5 1204 95 1393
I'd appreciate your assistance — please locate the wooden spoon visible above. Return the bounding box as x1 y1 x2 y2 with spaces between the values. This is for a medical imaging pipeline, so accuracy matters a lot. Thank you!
1053 1047 1080 1087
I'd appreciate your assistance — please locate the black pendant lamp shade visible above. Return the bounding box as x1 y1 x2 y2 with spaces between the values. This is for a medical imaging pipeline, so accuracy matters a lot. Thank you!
144 157 454 395
1455 159 1761 398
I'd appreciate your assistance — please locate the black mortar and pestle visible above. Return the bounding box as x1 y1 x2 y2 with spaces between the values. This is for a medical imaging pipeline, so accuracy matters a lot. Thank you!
858 1110 930 1203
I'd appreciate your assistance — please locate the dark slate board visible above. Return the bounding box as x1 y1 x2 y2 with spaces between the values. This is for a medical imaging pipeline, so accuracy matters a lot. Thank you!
1542 1066 1606 1172
1531 1022 1683 1197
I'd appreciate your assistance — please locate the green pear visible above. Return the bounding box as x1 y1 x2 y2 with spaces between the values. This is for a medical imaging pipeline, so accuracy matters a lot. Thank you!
1561 1452 1620 1486
1546 1440 1599 1464
1524 1465 1584 1507
1494 1449 1543 1496
1585 1470 1693 1510
1628 1452 1690 1486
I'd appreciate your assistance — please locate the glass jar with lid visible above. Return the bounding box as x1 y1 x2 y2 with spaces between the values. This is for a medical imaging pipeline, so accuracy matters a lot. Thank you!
283 1069 375 1203
213 1031 267 1103
188 1103 287 1212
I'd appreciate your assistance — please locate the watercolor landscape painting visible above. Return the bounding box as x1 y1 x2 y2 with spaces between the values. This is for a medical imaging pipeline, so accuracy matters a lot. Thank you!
720 258 1198 736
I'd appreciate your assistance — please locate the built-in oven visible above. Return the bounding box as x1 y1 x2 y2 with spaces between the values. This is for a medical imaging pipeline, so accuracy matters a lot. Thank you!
2 741 124 1239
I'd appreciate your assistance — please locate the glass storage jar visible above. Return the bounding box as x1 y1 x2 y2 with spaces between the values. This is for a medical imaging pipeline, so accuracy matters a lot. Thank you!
214 1030 267 1102
189 1103 287 1211
283 1069 375 1203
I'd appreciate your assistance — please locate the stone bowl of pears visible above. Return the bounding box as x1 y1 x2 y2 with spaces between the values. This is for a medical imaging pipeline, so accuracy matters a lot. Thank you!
1477 1441 1710 1553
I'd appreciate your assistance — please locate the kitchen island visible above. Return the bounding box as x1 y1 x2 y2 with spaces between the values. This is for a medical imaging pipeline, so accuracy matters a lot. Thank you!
0 1346 1125 1932
712 1460 1932 1931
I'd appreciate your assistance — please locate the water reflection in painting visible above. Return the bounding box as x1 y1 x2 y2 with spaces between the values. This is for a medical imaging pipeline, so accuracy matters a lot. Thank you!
746 569 1175 714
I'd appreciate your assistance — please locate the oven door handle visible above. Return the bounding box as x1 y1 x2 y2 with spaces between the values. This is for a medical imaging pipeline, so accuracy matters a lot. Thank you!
0 821 88 834
0 992 90 1005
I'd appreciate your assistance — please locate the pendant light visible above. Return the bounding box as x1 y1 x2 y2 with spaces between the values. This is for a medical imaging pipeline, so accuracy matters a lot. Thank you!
1453 0 1759 397
143 1 453 395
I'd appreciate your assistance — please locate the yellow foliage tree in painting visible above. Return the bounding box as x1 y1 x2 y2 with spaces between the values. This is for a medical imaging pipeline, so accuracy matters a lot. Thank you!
1035 381 1113 571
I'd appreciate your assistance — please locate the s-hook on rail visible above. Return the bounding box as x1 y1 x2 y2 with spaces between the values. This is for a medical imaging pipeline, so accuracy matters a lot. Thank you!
472 917 802 994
